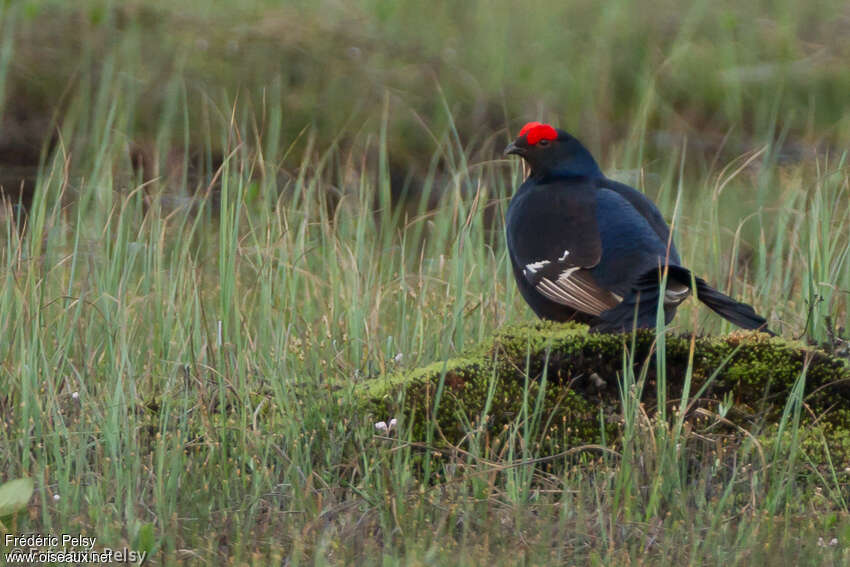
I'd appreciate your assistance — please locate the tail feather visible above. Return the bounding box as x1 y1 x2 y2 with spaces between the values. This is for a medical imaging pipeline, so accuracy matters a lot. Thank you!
593 266 773 334
692 277 773 334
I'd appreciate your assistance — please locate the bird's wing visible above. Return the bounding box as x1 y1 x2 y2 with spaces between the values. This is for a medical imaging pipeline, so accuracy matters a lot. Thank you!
596 178 680 263
507 182 621 316
521 259 622 316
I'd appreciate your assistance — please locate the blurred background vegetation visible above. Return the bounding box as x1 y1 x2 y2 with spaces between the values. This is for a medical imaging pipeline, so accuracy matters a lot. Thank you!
3 0 850 187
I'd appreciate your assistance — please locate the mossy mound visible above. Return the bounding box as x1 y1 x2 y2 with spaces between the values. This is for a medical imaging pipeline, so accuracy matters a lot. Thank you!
363 321 850 465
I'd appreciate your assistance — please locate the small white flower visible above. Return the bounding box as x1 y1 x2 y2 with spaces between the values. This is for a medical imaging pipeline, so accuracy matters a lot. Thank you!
389 418 398 430
817 536 838 547
71 392 79 400
347 46 362 60
53 494 60 502
374 421 388 433
394 353 403 364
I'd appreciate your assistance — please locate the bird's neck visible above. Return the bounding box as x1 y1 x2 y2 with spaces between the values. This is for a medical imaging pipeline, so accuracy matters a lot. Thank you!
533 150 603 182
533 163 603 183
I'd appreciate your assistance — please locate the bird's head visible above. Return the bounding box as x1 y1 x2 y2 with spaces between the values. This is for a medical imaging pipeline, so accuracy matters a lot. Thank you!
504 122 602 179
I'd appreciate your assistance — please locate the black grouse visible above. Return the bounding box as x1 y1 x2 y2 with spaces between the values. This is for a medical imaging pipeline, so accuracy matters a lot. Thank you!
504 122 771 333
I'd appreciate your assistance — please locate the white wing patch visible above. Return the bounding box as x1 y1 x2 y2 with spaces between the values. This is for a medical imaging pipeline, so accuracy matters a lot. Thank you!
534 267 619 316
523 260 550 276
556 266 581 283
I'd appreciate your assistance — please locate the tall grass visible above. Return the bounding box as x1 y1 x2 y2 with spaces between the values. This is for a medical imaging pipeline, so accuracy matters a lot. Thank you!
0 1 849 564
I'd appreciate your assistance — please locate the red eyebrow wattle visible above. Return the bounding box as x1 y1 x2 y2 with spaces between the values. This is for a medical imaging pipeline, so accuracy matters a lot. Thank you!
518 122 557 145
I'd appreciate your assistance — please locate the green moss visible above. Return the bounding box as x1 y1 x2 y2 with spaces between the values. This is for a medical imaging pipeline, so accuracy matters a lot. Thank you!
361 321 850 464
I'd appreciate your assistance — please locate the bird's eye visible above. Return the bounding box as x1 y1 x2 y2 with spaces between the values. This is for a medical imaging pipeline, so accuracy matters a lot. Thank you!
537 139 550 147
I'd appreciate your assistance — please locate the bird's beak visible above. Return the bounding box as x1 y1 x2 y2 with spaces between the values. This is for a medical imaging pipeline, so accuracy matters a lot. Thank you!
504 141 524 156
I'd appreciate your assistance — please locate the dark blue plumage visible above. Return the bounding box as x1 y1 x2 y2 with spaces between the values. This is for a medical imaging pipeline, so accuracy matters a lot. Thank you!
591 187 681 296
504 123 771 333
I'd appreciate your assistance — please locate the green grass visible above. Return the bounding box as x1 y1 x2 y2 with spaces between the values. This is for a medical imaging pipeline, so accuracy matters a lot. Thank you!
1 0 849 565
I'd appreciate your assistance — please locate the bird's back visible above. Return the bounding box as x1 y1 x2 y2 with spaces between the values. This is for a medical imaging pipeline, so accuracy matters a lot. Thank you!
590 187 682 296
595 178 675 248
